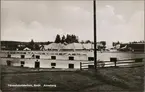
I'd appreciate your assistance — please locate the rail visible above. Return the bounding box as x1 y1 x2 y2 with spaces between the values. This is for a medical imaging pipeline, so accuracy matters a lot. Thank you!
80 58 144 70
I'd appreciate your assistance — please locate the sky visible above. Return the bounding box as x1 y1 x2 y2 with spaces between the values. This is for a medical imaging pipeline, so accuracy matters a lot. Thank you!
1 0 144 46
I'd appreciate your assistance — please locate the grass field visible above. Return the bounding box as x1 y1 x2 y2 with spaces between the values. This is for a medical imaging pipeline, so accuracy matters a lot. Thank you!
0 65 144 92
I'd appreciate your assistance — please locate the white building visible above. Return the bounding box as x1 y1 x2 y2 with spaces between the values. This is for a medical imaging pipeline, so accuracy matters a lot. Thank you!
0 50 95 69
0 43 106 69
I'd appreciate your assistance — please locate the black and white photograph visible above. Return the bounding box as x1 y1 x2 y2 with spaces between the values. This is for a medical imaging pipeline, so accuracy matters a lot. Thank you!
0 0 145 92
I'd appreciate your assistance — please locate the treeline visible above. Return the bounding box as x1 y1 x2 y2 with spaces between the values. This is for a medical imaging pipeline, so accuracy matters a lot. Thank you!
112 41 145 52
1 34 108 50
1 34 80 50
55 34 79 43
1 41 26 50
1 40 52 50
112 40 145 47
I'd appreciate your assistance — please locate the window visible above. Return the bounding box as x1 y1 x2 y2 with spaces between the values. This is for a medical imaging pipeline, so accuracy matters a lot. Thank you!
51 63 56 66
20 61 25 67
6 60 11 66
110 58 117 62
36 55 40 59
68 64 74 68
7 54 11 58
21 64 24 67
21 61 25 64
32 54 35 58
21 55 25 58
59 53 62 55
88 57 94 61
88 65 94 69
51 66 55 68
51 56 56 60
35 61 40 68
69 56 74 60
72 53 76 55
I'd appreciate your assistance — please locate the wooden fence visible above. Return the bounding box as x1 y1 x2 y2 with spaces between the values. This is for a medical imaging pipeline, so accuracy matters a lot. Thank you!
80 58 144 70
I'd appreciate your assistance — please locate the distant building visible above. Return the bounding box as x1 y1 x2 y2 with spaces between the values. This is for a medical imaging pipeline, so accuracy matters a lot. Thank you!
39 42 103 51
23 47 31 51
1 46 6 50
44 43 65 51
120 43 144 52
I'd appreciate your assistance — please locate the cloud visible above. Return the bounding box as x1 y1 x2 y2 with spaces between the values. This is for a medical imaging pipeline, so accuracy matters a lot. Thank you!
1 1 144 44
2 20 64 42
96 5 125 24
96 5 144 44
63 5 91 18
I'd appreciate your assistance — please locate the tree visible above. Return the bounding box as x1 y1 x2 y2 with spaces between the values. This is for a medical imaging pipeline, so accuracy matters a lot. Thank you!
100 41 106 46
112 41 120 47
65 34 72 43
55 34 61 43
27 39 40 50
28 39 35 50
85 40 91 43
80 40 84 44
53 34 79 44
65 34 69 43
35 44 40 50
30 39 34 44
61 35 65 43
75 36 79 43
117 41 120 44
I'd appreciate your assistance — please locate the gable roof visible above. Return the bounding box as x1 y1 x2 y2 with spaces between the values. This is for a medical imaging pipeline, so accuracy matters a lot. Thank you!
82 43 93 49
64 43 83 50
44 43 65 50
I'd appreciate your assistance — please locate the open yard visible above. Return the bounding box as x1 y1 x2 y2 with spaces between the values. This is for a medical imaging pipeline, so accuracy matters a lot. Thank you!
0 65 144 92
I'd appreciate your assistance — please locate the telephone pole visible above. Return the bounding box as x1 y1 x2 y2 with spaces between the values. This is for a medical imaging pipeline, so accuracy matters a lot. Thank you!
93 0 97 70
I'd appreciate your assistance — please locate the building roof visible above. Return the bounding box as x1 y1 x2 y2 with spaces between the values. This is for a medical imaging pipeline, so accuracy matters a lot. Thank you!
23 47 31 51
82 43 93 49
44 43 65 50
64 43 83 50
42 43 103 50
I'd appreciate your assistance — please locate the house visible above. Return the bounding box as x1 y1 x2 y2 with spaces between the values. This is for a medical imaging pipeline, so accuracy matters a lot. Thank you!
119 43 145 52
82 43 93 50
38 42 105 51
23 47 31 51
43 43 65 51
63 43 83 51
128 43 144 52
115 44 121 49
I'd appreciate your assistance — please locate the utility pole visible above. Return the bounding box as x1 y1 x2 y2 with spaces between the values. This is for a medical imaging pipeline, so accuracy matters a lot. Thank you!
93 0 97 70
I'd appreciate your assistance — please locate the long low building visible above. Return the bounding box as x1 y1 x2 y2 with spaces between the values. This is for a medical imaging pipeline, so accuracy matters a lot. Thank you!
40 43 103 51
1 50 143 69
0 50 95 69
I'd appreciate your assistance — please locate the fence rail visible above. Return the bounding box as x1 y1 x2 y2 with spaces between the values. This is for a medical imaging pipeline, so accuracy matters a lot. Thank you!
80 58 144 70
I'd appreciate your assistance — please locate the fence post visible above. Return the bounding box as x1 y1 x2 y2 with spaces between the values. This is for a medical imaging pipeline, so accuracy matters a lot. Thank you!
80 62 82 70
110 57 117 67
114 61 117 67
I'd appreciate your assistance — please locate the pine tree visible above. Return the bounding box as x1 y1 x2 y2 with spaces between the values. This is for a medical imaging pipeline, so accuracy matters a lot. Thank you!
61 35 65 43
85 40 91 43
28 39 35 50
100 41 106 46
55 34 61 43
